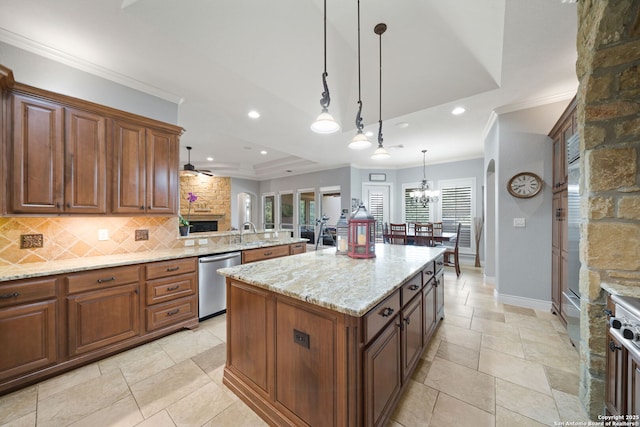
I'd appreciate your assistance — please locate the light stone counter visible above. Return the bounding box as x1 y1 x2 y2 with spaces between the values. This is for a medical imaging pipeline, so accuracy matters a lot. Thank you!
218 243 446 317
0 238 306 282
601 282 640 299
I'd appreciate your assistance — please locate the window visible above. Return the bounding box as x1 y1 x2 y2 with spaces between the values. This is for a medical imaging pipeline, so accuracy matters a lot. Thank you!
280 192 294 230
403 186 431 224
438 178 474 251
263 194 275 230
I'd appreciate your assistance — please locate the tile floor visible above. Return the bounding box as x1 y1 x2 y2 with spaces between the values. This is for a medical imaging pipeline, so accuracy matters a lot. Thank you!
0 266 590 426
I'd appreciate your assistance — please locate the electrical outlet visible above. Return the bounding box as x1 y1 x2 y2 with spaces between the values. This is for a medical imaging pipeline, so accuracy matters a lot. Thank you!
98 229 109 241
184 239 195 247
198 238 208 245
513 218 526 228
135 229 149 241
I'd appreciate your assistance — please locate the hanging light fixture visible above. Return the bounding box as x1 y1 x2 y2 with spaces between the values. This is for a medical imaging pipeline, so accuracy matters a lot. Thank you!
371 23 390 160
311 0 340 134
348 0 371 150
411 150 440 207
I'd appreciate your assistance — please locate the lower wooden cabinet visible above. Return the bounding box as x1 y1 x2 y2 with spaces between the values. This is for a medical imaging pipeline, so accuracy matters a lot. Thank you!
242 244 290 264
627 347 640 417
401 294 423 382
606 330 625 416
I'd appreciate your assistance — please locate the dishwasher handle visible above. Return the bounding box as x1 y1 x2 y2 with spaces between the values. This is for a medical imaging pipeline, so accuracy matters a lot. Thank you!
199 252 241 264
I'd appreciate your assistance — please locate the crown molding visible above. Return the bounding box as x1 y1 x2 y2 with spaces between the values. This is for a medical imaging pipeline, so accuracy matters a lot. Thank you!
493 90 576 115
0 28 184 104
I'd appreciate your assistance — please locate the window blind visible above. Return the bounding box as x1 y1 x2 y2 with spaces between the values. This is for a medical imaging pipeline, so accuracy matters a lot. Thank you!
440 185 472 248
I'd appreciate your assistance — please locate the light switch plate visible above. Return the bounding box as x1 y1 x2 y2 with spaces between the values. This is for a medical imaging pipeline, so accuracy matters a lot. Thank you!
513 218 526 228
198 239 208 245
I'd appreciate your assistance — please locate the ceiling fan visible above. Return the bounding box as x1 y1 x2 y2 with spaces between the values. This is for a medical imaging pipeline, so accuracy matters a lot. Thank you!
181 146 214 176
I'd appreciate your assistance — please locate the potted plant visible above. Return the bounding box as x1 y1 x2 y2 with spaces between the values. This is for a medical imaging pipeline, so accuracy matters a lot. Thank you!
179 215 189 236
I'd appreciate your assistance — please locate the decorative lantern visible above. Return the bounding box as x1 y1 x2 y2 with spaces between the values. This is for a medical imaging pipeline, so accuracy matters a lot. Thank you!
348 202 376 259
335 209 349 255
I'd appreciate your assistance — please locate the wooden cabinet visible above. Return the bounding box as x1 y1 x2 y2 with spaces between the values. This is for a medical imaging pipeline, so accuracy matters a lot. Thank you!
289 242 306 255
434 255 445 321
65 266 141 356
606 330 625 416
401 293 423 382
112 120 178 214
0 277 58 382
549 98 576 323
144 258 197 332
627 347 640 417
242 244 291 264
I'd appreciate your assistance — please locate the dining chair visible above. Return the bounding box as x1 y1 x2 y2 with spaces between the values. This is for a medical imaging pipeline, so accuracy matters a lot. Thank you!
443 222 462 277
432 222 443 245
389 223 408 245
414 223 434 247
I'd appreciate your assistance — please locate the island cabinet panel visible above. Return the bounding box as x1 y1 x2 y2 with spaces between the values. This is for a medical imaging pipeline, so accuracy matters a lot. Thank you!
275 299 337 427
401 294 423 382
423 282 436 343
227 279 272 393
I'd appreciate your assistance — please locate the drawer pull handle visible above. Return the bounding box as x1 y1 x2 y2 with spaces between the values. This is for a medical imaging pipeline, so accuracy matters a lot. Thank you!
409 284 419 291
437 261 444 266
167 285 180 291
404 316 411 325
425 271 433 276
166 267 180 272
97 276 115 284
380 307 394 317
609 341 622 352
264 251 273 256
167 308 180 316
0 292 20 299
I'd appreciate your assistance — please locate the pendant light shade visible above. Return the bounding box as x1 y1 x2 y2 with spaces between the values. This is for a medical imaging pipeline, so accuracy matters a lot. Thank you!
348 0 371 150
371 23 389 160
311 0 339 134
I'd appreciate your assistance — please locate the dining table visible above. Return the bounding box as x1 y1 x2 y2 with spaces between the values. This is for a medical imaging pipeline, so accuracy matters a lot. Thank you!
382 231 457 245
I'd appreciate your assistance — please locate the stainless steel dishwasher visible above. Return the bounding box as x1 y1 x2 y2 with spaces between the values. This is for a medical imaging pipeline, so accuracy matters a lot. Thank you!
198 252 241 320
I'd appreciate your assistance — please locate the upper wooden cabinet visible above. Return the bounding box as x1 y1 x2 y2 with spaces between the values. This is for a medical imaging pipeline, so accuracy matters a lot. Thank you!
2 66 183 216
549 97 577 193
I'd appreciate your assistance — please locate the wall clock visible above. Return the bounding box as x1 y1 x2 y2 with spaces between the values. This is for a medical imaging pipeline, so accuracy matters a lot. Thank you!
507 172 543 198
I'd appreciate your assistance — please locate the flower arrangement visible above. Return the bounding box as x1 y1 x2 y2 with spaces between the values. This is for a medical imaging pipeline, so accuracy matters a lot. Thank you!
185 192 198 226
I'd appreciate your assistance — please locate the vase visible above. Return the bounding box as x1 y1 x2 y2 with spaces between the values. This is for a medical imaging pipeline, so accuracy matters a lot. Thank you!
179 226 189 236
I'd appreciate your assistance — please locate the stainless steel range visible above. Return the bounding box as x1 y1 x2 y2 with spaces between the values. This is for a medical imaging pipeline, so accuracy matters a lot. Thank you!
610 295 640 355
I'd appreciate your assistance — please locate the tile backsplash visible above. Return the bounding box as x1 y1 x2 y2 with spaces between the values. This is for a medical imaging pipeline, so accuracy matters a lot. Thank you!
0 216 182 267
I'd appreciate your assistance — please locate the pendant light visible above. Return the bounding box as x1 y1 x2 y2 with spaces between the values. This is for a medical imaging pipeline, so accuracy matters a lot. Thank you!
410 150 440 207
348 0 371 150
371 23 390 160
311 0 340 134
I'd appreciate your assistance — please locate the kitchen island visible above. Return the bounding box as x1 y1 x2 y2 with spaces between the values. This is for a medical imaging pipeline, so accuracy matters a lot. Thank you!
218 244 446 427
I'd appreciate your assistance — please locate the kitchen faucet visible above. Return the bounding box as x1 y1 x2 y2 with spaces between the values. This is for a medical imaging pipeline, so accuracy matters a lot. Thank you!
241 222 258 243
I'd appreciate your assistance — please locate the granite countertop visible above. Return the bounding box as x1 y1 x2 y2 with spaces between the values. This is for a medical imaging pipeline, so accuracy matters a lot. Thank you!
601 282 640 299
218 243 446 317
0 238 306 282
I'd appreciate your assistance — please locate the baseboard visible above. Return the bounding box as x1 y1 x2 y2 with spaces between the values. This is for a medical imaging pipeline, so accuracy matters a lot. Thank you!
495 292 552 311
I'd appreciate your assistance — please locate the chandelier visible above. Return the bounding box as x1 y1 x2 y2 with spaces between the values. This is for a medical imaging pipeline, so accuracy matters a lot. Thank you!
411 150 439 207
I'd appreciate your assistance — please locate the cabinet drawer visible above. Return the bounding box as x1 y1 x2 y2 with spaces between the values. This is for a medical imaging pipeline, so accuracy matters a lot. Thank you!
66 266 140 294
289 243 306 255
364 291 401 344
0 277 57 308
146 274 196 305
146 296 197 332
401 273 422 307
422 262 435 283
242 245 290 264
434 255 444 273
146 258 196 280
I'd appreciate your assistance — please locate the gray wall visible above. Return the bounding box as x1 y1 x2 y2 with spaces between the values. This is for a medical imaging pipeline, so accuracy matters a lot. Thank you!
0 42 178 124
230 178 260 229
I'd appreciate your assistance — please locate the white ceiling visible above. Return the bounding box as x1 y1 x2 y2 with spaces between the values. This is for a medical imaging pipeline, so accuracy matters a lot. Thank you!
0 0 578 180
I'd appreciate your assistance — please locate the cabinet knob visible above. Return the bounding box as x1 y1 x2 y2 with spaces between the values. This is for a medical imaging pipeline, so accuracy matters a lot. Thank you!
380 307 394 318
140 206 145 210
603 309 613 317
409 284 419 291
609 340 622 352
404 316 411 325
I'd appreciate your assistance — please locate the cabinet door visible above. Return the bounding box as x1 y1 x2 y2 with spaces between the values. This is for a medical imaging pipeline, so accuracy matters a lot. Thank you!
0 300 57 381
11 94 64 213
112 120 146 214
145 128 177 214
434 270 444 320
65 108 107 213
67 283 140 356
401 294 423 382
606 331 625 416
628 348 640 418
423 283 436 344
364 319 401 427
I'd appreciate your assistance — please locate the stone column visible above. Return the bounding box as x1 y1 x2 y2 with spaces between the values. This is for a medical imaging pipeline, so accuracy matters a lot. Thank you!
577 0 640 419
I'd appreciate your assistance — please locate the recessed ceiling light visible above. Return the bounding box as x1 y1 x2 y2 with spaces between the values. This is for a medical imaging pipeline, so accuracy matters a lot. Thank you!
395 122 409 128
260 150 267 155
248 110 260 119
206 157 214 161
452 106 466 115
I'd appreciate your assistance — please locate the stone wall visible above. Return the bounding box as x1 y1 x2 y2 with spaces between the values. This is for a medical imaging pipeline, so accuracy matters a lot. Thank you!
577 0 640 418
179 175 232 231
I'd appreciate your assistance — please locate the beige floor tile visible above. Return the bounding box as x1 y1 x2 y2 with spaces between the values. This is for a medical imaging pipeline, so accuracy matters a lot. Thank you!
522 339 580 374
429 393 494 427
545 365 580 396
436 340 479 370
167 381 235 426
479 347 551 395
442 312 471 328
466 297 504 312
481 333 525 359
37 363 102 400
0 385 37 425
470 316 520 337
0 411 36 427
205 401 267 426
436 323 482 351
473 307 506 322
425 357 495 413
390 380 439 427
507 313 558 334
192 342 227 376
410 357 431 383
99 342 176 386
421 336 442 362
69 395 143 427
504 304 536 317
443 303 474 318
518 326 566 347
495 378 560 425
158 328 223 363
37 371 130 427
495 405 547 427
200 314 228 342
553 389 590 422
130 359 212 418
135 410 177 427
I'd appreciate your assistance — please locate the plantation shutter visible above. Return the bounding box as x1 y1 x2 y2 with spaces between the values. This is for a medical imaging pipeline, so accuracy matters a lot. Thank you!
368 191 385 241
404 188 430 223
440 184 472 248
